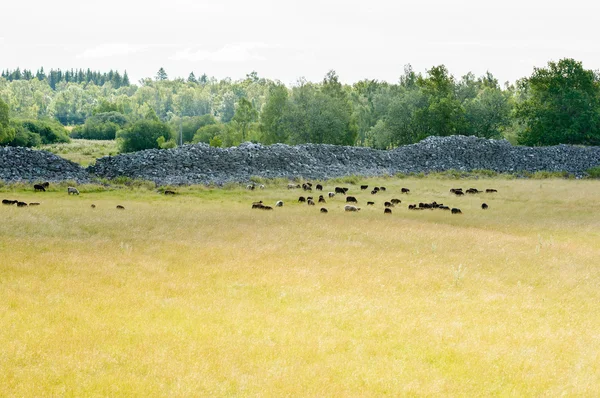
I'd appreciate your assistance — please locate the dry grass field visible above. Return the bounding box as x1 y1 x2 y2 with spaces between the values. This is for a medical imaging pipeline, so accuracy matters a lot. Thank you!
40 139 119 167
1 178 599 396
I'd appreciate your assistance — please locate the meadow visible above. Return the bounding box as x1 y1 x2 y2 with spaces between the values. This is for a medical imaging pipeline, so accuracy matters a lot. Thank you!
0 177 599 396
40 139 119 167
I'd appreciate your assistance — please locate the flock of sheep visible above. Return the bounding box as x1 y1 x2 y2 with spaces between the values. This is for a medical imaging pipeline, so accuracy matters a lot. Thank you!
2 181 496 214
250 182 496 215
2 183 126 210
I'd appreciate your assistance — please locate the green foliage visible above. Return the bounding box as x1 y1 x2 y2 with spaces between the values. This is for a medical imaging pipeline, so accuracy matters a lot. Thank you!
586 166 600 178
9 121 42 147
155 68 168 81
260 84 289 144
193 123 226 144
171 114 216 143
0 97 16 144
209 135 223 147
71 112 129 140
516 58 600 146
232 98 258 141
2 59 600 149
117 120 173 153
93 99 125 115
157 136 177 149
17 119 70 144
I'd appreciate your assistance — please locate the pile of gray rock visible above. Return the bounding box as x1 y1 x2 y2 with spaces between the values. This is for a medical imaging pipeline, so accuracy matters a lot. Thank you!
89 136 600 185
2 136 600 185
0 146 89 183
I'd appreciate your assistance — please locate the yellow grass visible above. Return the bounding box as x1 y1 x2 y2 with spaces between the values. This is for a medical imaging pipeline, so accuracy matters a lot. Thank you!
40 139 118 167
1 178 599 396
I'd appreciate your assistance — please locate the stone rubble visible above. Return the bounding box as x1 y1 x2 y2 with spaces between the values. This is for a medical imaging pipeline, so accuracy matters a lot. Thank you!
1 136 599 185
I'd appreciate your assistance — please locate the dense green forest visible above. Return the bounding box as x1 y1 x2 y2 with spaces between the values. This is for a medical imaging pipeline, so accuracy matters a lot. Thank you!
1 58 599 153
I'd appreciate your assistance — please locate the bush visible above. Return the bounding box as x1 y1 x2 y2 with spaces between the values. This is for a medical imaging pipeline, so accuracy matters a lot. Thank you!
117 120 173 153
193 123 225 144
19 119 70 144
8 121 42 147
171 115 216 143
157 136 177 149
587 166 600 178
71 112 129 140
209 135 223 148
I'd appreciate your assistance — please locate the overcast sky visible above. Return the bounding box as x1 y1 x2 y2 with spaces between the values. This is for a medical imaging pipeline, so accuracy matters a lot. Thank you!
2 0 599 86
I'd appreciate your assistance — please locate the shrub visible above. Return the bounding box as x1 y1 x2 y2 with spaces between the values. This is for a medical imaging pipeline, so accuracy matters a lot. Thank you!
19 119 70 144
71 112 129 140
587 166 600 178
209 135 223 148
193 123 225 144
172 115 216 143
117 120 173 153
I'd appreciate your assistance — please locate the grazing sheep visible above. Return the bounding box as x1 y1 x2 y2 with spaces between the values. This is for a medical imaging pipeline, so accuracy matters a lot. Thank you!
42 182 50 188
2 199 16 205
67 187 80 195
373 187 380 192
34 184 46 192
288 184 299 189
481 203 489 210
328 192 336 198
91 204 96 209
259 184 265 190
384 208 392 214
262 206 273 210
307 199 315 206
164 190 176 195
440 206 450 210
370 190 377 195
451 208 462 214
252 203 265 209
307 196 313 201
367 201 374 206
298 196 306 203
408 204 416 210
391 199 401 205
318 196 326 203
29 202 40 206
320 208 328 213
302 183 311 191
346 196 358 203
453 190 465 196
116 205 125 210
335 187 346 195
316 184 323 191
17 201 28 207
380 186 387 191
344 205 360 212
384 201 394 208
246 184 255 190
401 188 410 193
275 201 284 207
360 185 368 190
486 189 498 193
450 188 463 194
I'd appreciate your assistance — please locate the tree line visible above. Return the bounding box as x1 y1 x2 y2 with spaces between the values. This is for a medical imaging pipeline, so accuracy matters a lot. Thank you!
1 68 130 90
1 58 600 152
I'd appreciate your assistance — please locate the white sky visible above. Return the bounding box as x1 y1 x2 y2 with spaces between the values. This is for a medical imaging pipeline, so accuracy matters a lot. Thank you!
1 0 599 85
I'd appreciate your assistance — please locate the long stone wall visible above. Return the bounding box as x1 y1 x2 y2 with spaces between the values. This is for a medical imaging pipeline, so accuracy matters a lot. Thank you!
2 136 600 185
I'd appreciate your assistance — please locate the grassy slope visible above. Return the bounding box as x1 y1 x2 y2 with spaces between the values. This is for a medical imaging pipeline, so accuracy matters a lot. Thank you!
0 178 599 396
40 139 119 167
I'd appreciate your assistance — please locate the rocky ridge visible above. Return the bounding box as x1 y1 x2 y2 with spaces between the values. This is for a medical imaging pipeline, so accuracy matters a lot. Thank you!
1 136 599 185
